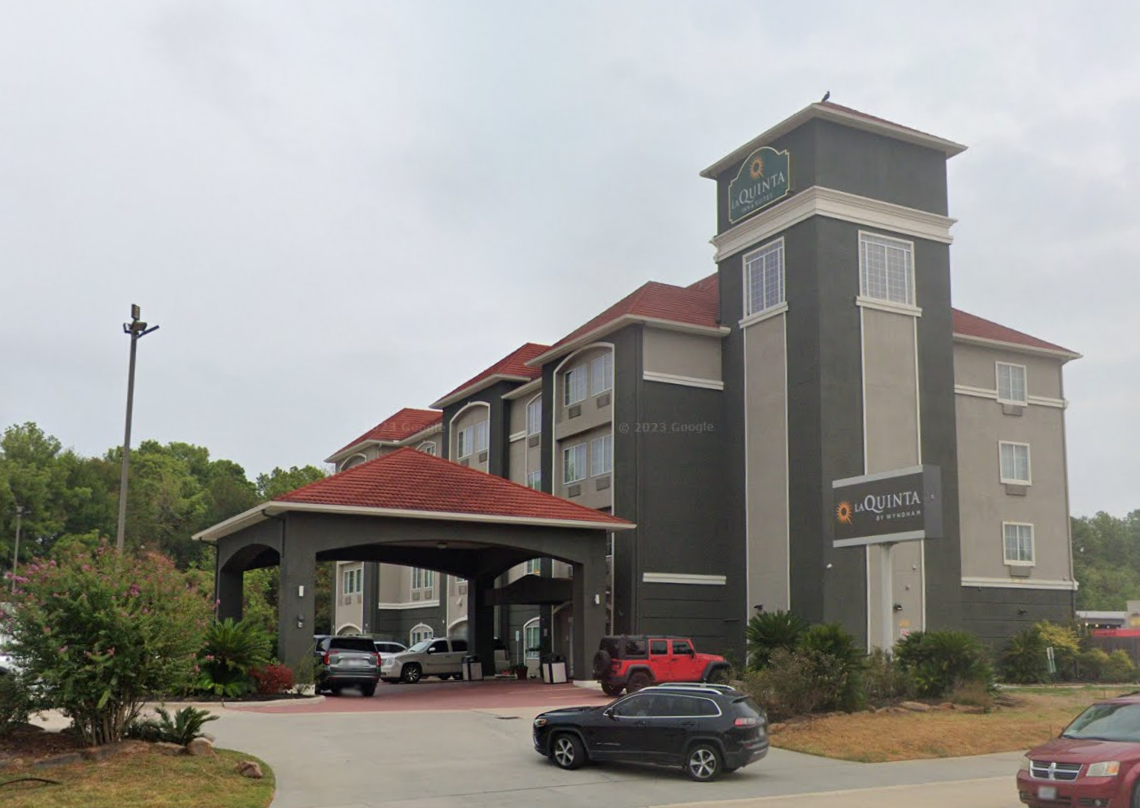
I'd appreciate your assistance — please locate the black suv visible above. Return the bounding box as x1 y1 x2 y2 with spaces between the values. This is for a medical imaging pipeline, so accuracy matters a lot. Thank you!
315 636 380 696
532 683 768 781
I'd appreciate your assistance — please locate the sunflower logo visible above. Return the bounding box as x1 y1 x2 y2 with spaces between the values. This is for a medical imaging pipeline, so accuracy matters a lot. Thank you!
749 155 765 180
836 501 854 525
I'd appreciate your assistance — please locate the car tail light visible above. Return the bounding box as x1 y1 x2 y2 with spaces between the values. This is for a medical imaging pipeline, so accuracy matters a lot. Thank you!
372 653 379 666
323 652 332 665
734 717 760 727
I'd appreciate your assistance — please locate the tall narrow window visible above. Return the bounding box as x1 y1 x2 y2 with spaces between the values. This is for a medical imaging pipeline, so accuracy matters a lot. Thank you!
524 619 541 659
744 239 785 316
526 558 542 575
527 397 542 435
457 426 472 458
590 434 613 476
412 568 435 591
563 443 587 483
564 366 587 406
1003 523 1035 565
860 233 915 306
999 442 1031 484
997 363 1028 404
473 420 489 453
526 470 542 490
590 353 613 396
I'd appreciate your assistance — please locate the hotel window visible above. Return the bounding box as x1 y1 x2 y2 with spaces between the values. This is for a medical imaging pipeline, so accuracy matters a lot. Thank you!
526 558 542 575
1003 523 1035 565
744 239 785 316
590 434 613 476
564 365 587 406
526 470 542 490
997 362 1028 405
342 567 362 595
524 618 541 659
417 441 436 455
411 567 435 592
410 623 434 645
473 419 489 453
999 442 1031 484
527 397 542 435
590 353 613 396
859 233 915 306
457 425 472 458
563 443 587 483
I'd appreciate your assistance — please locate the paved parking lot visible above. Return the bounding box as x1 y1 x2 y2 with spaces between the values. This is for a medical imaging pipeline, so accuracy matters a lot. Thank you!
206 679 1025 808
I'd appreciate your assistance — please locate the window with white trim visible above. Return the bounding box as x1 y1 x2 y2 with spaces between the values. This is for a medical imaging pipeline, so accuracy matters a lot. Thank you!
999 442 1031 484
564 365 587 406
1003 523 1035 565
563 443 586 484
590 434 613 476
410 623 434 644
859 233 915 306
418 441 436 455
526 470 542 490
527 397 542 435
744 240 785 316
342 567 362 595
411 567 435 592
457 425 472 458
473 419 489 453
524 618 541 659
526 558 542 575
997 362 1028 405
590 353 613 396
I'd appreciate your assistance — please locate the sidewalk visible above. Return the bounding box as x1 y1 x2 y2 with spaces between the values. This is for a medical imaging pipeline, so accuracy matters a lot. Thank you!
658 777 1016 808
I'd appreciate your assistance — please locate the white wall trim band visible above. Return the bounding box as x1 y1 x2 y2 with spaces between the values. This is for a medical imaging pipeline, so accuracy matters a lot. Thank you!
508 430 527 443
961 576 1078 592
376 600 442 610
855 296 923 318
642 572 727 586
954 385 1067 409
738 302 789 330
834 530 926 549
833 465 924 487
711 186 956 262
642 371 725 391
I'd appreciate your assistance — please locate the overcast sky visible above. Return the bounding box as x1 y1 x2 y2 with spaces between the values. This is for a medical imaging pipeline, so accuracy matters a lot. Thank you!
1 2 1136 518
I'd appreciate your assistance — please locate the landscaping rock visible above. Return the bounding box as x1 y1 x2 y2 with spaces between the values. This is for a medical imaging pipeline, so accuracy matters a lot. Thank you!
935 702 955 711
81 744 125 761
236 760 264 779
186 738 216 757
900 701 931 712
953 704 987 714
155 742 185 756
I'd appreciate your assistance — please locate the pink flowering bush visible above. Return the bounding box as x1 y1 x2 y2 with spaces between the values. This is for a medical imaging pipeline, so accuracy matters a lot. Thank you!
2 543 212 745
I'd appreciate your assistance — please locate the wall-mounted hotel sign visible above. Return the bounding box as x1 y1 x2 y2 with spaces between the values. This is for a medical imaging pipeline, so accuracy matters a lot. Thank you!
728 146 791 224
832 465 943 548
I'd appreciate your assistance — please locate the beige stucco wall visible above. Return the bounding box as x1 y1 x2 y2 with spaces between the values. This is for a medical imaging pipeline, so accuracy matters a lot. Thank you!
553 345 612 437
954 343 1064 400
861 308 924 648
642 328 723 382
334 561 365 634
556 424 613 510
744 313 790 614
450 402 491 472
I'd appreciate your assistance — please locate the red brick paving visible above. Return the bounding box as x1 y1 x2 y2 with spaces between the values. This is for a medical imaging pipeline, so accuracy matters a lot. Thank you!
233 678 613 714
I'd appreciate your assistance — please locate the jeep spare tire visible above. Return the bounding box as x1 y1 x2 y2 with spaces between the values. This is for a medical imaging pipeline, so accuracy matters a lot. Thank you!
592 650 612 679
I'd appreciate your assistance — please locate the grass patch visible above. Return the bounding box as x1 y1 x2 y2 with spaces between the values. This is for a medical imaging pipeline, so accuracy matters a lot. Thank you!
0 745 274 808
772 686 1137 762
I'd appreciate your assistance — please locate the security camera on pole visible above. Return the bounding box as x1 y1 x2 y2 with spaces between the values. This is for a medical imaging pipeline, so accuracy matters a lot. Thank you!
116 304 159 553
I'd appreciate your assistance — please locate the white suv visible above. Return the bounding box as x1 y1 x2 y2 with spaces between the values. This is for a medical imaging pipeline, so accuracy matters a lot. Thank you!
381 637 469 684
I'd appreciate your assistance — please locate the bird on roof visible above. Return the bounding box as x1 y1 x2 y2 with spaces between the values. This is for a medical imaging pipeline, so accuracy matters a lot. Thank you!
821 90 831 103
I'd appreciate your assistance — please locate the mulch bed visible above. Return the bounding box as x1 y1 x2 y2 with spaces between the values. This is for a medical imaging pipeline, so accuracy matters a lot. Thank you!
0 725 87 764
177 692 315 703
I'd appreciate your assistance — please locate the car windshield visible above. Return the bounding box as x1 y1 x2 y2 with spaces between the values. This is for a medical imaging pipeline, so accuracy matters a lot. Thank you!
406 640 431 653
1062 703 1140 742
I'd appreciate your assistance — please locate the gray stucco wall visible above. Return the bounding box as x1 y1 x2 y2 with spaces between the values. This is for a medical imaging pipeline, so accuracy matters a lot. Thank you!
961 585 1074 648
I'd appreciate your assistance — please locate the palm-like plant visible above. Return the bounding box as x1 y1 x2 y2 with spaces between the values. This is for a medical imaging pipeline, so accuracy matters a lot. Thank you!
745 610 807 670
197 617 271 697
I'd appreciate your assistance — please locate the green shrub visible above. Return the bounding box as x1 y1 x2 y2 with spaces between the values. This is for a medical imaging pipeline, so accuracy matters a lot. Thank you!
740 647 850 721
0 674 31 736
1103 650 1138 683
862 648 915 705
999 627 1050 684
947 679 995 710
895 630 992 698
1036 622 1081 679
799 622 865 711
130 705 218 745
197 617 272 697
2 545 212 745
745 610 807 670
1077 648 1111 681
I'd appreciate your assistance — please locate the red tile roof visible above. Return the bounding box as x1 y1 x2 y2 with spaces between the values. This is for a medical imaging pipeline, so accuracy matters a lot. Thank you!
330 408 442 458
537 281 721 359
687 273 719 293
277 447 632 527
951 309 1077 356
434 342 549 406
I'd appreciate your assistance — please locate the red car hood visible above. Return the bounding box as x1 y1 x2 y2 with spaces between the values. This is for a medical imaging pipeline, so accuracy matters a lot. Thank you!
1029 737 1140 763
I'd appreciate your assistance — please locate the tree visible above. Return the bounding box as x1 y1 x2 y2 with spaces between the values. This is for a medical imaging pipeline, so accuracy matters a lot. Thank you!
1073 512 1140 610
255 465 327 501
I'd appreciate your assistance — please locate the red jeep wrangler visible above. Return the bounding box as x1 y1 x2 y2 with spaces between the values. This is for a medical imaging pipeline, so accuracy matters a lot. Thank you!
591 635 730 696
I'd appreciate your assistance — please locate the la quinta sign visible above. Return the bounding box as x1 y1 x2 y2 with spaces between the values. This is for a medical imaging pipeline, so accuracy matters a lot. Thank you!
831 465 943 548
728 146 791 224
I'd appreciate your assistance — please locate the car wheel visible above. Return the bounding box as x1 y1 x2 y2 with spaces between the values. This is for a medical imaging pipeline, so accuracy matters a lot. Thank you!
706 667 730 684
330 685 342 696
402 664 423 684
438 674 451 680
685 743 722 782
361 684 376 697
627 671 651 692
550 733 586 770
601 682 624 697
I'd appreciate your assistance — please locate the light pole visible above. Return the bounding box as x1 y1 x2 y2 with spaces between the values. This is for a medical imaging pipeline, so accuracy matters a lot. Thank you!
10 504 24 593
116 304 159 553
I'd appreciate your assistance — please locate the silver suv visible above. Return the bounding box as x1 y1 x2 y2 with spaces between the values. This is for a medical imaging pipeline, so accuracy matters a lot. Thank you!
381 637 468 684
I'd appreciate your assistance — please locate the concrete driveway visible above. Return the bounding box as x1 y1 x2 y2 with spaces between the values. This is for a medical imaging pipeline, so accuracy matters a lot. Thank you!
206 682 1026 808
